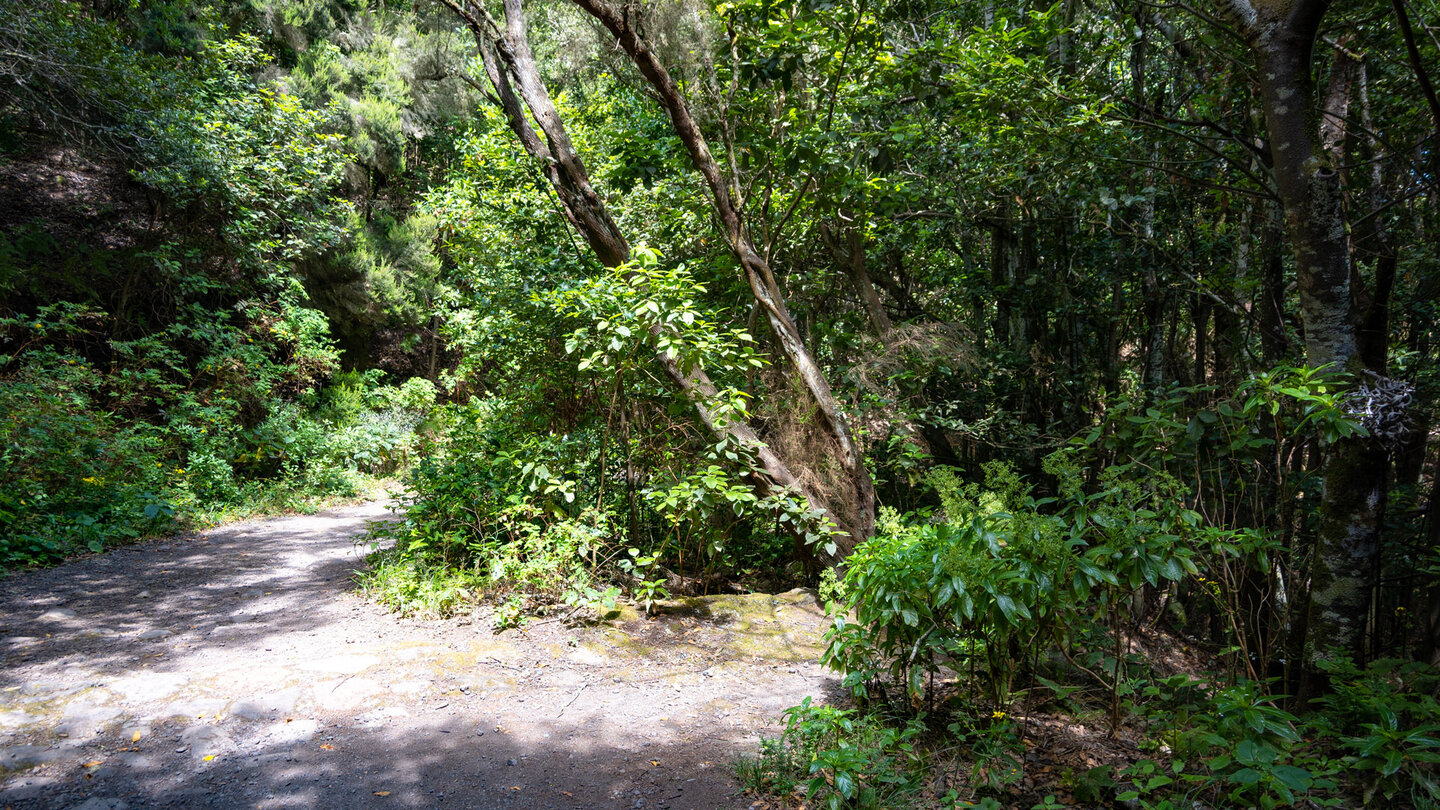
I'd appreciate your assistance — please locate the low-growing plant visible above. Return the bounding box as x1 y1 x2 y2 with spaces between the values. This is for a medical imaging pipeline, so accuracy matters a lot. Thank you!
356 548 487 618
1311 657 1440 805
737 697 926 810
946 710 1025 793
1117 679 1343 809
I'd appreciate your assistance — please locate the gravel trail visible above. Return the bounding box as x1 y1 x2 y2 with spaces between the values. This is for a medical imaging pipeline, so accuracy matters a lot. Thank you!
0 502 838 809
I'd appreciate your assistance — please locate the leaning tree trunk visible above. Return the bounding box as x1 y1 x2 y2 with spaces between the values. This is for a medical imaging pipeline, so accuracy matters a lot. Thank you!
438 0 869 557
437 0 835 536
1217 0 1391 684
568 0 876 551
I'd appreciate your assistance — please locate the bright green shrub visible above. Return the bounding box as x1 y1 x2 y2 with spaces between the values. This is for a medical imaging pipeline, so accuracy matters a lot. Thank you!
825 500 1070 708
736 696 926 810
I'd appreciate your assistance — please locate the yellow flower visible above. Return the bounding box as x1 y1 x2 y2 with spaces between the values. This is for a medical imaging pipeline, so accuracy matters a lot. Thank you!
992 710 1007 719
82 476 102 485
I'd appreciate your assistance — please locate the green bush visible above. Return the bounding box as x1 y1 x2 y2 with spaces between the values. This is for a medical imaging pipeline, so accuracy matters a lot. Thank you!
1312 658 1440 805
0 352 173 564
823 457 1200 712
737 697 925 810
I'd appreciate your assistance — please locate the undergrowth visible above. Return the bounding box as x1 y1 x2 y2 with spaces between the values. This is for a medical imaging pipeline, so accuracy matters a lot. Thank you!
737 448 1440 809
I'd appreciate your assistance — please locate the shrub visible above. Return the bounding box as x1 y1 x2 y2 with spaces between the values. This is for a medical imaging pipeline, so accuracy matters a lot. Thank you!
736 697 925 810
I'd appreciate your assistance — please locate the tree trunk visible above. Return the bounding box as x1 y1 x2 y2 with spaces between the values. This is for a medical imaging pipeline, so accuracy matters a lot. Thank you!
991 203 1018 352
820 222 893 343
1257 199 1289 367
846 228 895 341
1218 0 1391 680
1423 464 1440 668
879 248 926 320
569 0 876 552
438 0 833 545
1141 264 1167 392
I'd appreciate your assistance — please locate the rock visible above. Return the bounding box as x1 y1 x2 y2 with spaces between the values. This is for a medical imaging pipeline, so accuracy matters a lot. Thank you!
388 679 430 696
36 608 77 621
179 725 231 758
355 707 411 727
136 628 172 640
211 665 291 692
313 678 382 711
69 799 129 810
390 646 427 662
75 627 118 639
55 702 125 738
0 745 64 770
119 722 150 742
20 681 75 698
263 718 318 745
159 698 229 720
108 672 187 703
296 654 380 675
227 689 301 720
111 752 158 769
0 710 35 729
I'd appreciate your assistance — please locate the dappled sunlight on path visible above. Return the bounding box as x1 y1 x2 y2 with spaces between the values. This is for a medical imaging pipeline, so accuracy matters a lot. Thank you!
0 503 838 809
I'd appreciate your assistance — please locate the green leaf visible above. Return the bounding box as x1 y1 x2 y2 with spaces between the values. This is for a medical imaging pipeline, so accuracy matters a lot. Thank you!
1229 768 1263 785
993 594 1025 624
1270 765 1313 792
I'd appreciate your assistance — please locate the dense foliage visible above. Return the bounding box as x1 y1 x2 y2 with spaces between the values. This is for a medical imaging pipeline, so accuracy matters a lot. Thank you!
0 1 448 561
4 0 1439 806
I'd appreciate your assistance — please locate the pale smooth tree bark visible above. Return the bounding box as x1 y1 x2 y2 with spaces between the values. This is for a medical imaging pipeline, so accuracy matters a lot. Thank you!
436 0 866 557
566 0 877 550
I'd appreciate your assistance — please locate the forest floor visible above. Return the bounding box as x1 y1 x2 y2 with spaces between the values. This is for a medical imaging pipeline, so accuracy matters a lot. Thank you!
0 501 841 810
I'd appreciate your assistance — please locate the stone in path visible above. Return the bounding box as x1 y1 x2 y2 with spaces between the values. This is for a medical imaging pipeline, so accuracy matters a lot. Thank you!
67 798 128 810
178 724 231 759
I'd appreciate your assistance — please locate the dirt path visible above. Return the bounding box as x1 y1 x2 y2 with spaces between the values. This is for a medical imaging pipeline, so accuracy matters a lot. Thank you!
0 502 839 809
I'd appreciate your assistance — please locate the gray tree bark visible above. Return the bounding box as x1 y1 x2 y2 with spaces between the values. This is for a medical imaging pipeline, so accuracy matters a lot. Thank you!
567 0 876 551
438 0 867 558
1215 0 1391 682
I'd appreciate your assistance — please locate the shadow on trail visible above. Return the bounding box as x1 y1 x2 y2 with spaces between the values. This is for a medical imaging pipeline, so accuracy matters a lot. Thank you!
0 501 841 810
3 716 746 809
0 503 398 686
